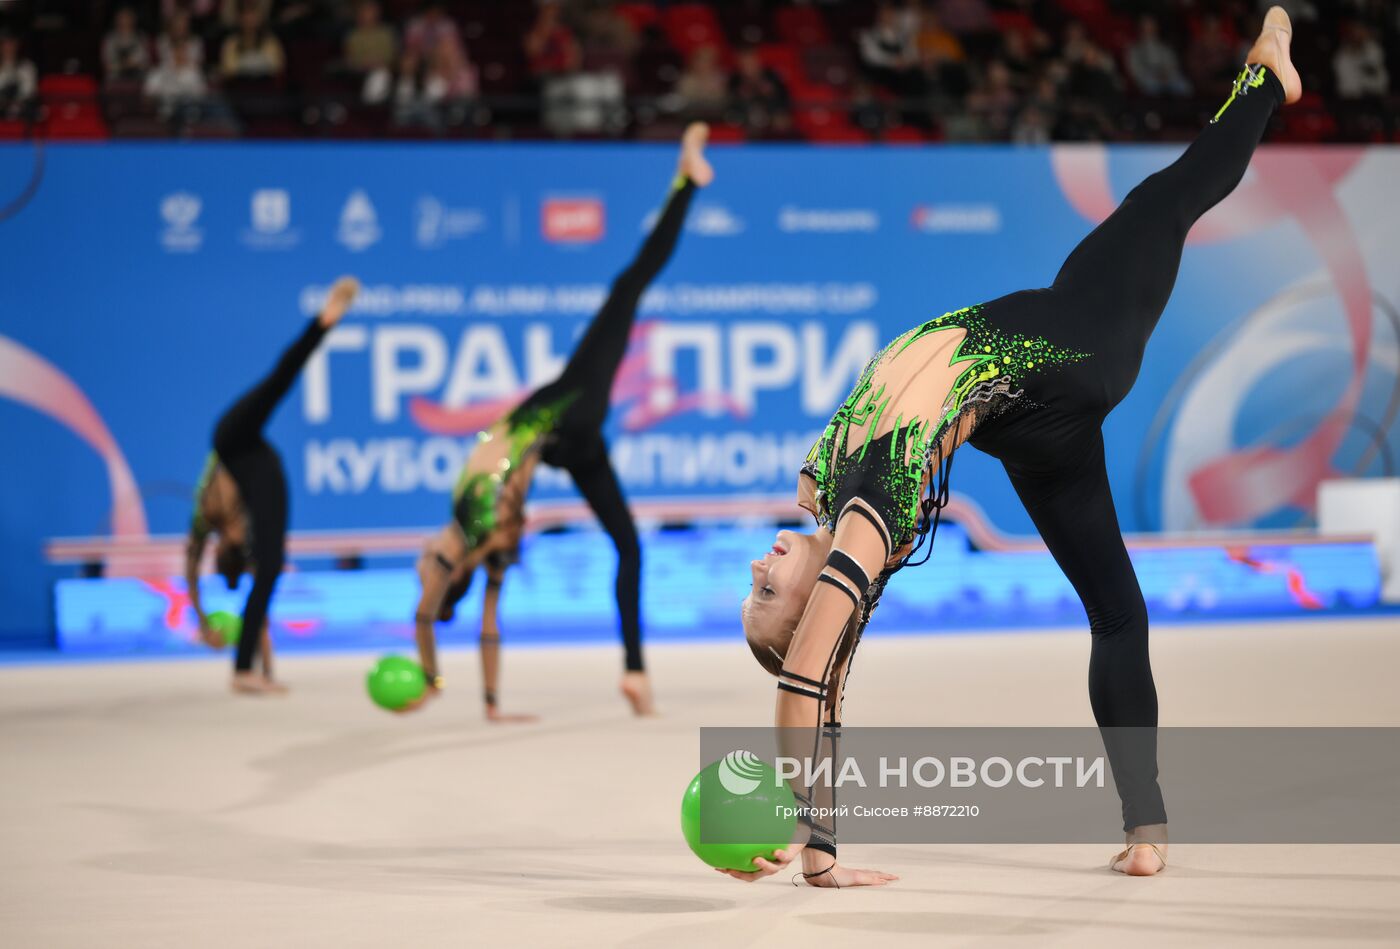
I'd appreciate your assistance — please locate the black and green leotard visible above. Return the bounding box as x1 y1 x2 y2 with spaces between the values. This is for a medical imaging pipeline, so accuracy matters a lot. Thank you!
803 306 1086 552
439 175 700 672
450 394 576 553
797 65 1288 839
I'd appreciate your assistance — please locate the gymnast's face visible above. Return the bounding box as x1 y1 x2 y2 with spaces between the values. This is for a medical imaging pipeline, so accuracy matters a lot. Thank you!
741 529 825 672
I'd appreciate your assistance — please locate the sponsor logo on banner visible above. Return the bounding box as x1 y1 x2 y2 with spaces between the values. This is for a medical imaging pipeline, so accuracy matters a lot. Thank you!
778 206 880 233
242 188 300 249
689 203 745 236
542 197 604 243
338 189 382 251
642 202 746 237
911 204 1001 234
414 196 488 249
159 191 202 252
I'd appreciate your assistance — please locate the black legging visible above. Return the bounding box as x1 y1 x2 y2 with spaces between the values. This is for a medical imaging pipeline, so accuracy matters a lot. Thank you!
212 318 327 672
520 178 698 672
969 67 1284 829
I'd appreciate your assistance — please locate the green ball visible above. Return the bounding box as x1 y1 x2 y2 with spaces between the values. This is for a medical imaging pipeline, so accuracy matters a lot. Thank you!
680 751 796 871
366 655 427 711
207 611 241 647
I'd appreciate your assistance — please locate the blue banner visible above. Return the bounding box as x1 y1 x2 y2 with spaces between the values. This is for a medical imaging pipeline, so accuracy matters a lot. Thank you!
3 142 1397 642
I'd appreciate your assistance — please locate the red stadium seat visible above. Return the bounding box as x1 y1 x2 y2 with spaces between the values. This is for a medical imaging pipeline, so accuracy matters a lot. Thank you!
662 4 729 58
881 126 927 145
110 115 169 138
757 43 807 94
634 121 686 141
810 125 871 144
1281 94 1337 143
715 4 770 48
0 120 29 140
185 122 240 140
706 122 746 143
1056 0 1108 19
775 6 831 47
991 12 1036 37
802 46 857 91
40 112 109 140
1088 14 1136 54
794 102 866 144
614 3 658 34
39 74 99 98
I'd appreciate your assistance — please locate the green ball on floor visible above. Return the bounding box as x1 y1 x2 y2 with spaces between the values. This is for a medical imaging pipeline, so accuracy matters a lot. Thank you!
366 655 427 711
206 611 241 647
680 751 796 871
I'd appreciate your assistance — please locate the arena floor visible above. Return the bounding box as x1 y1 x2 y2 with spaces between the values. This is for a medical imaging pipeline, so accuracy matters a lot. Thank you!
2 618 1398 948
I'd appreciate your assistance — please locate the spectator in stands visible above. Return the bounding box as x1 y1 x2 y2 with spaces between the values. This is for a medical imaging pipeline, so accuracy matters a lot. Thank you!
524 1 582 80
675 44 729 121
219 0 272 32
1061 21 1094 65
160 0 219 39
1055 30 1120 143
344 0 397 104
221 4 285 79
1127 16 1191 97
848 78 891 134
967 58 1018 139
144 36 208 112
404 2 462 60
1067 42 1122 112
392 50 429 125
918 5 971 98
157 10 204 72
729 45 790 133
1011 101 1050 144
917 5 964 64
1026 72 1060 120
935 0 993 37
425 33 478 103
1333 21 1389 98
998 27 1037 87
103 7 152 85
0 32 37 120
394 35 478 130
1185 14 1236 93
574 0 638 65
859 3 924 98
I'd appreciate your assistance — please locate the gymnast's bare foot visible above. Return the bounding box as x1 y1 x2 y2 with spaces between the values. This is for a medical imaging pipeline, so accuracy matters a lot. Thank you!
319 275 360 328
678 122 714 188
1110 824 1168 876
231 671 288 695
1246 6 1302 104
620 671 656 716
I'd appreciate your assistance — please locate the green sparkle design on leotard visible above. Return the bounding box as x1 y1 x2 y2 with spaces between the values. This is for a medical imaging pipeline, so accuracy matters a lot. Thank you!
451 393 578 548
1211 64 1268 124
191 451 219 533
805 305 1088 546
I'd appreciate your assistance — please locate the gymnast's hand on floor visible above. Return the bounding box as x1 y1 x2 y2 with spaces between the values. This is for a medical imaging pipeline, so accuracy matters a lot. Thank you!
717 847 898 887
391 683 440 715
484 704 539 724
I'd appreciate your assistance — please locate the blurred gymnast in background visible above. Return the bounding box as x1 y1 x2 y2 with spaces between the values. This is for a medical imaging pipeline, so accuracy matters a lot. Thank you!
186 277 360 694
409 124 715 721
